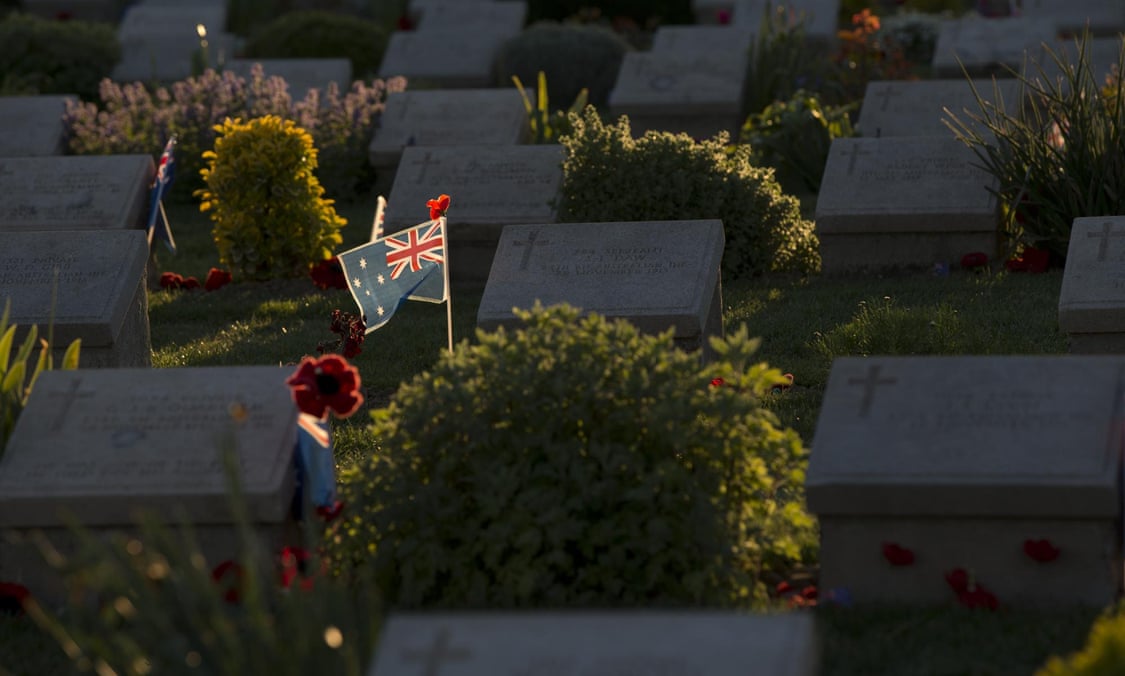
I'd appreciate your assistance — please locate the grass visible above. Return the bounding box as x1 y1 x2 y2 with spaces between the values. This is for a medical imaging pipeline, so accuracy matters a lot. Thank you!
0 194 1097 675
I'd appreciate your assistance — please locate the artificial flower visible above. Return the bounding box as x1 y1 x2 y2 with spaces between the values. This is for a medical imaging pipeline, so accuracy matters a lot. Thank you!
183 276 201 290
0 582 30 616
882 542 915 566
310 257 348 290
709 377 725 388
205 267 232 291
286 354 364 419
944 568 969 593
279 546 315 591
957 585 999 611
1005 247 1050 273
960 252 989 269
1023 538 1061 562
427 194 450 220
159 272 184 290
211 560 243 604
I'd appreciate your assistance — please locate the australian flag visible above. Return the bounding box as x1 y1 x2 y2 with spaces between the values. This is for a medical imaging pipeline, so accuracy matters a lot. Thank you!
146 136 177 254
337 217 447 333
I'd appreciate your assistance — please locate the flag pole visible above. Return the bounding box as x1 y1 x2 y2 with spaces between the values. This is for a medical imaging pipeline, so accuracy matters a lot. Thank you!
443 216 454 355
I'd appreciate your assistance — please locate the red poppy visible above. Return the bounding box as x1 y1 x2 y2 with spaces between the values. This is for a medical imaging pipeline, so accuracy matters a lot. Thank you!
0 582 30 616
316 500 345 522
211 560 243 604
159 272 184 290
427 194 451 221
709 377 725 388
801 585 817 600
775 580 791 595
183 276 201 290
1023 538 1060 562
944 568 969 593
957 585 999 611
205 267 232 291
286 355 364 419
882 542 915 566
960 252 989 268
1005 246 1051 273
310 257 348 290
279 546 315 591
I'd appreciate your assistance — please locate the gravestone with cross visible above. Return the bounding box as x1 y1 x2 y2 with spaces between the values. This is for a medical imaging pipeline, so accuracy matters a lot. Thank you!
1059 216 1125 353
368 89 529 171
368 611 817 675
378 24 519 88
477 220 724 356
807 355 1125 605
383 145 564 288
931 16 1058 78
0 229 151 368
0 96 77 157
856 79 1020 138
608 50 748 139
0 366 300 604
814 136 999 272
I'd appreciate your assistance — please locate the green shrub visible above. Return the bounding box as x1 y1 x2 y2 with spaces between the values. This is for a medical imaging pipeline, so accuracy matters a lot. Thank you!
1038 608 1125 676
331 304 814 609
558 107 820 278
0 13 119 100
513 71 588 143
495 22 630 109
242 11 387 79
196 115 346 280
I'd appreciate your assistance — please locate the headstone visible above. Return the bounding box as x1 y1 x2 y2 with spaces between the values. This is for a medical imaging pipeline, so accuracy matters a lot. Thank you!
369 612 818 676
477 220 724 355
856 79 1021 138
1058 217 1125 353
692 0 736 25
0 96 77 157
378 27 517 88
732 0 840 46
113 4 236 83
608 51 747 139
368 89 528 171
384 145 564 287
814 137 998 272
0 230 151 368
651 25 754 55
1018 0 1125 37
413 1 526 32
0 366 298 603
931 16 1058 77
1030 37 1124 92
0 155 154 232
20 0 120 22
223 59 351 102
807 355 1124 605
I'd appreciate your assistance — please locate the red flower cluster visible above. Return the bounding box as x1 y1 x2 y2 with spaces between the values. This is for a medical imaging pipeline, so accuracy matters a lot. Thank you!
427 194 451 221
317 309 366 359
310 256 348 290
286 355 364 420
1005 247 1050 273
945 568 999 610
1024 538 1061 562
279 546 315 592
0 582 30 616
882 542 915 566
160 268 232 292
776 581 818 608
211 560 244 604
205 267 232 291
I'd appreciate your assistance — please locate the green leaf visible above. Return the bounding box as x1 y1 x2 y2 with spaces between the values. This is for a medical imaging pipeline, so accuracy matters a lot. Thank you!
0 324 14 379
2 360 24 396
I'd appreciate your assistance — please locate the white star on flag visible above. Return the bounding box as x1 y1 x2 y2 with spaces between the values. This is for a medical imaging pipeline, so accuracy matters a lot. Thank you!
377 306 385 316
353 277 362 288
377 274 385 285
365 289 371 296
359 258 367 269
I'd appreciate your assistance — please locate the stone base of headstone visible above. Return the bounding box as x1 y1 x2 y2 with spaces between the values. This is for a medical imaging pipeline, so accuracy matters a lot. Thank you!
819 516 1119 606
1067 333 1125 354
70 272 152 368
818 231 999 273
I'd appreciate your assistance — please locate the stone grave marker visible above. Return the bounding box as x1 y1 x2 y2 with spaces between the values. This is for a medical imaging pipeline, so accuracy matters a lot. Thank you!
369 611 817 676
1018 0 1125 37
477 220 724 355
651 25 754 55
807 355 1124 605
368 89 528 171
1058 217 1125 353
1030 37 1124 92
113 4 236 82
732 0 840 46
814 137 998 272
223 59 351 101
608 51 747 139
378 27 517 88
931 16 1058 77
0 155 154 232
856 79 1020 138
0 366 298 603
0 230 151 368
384 145 563 286
692 0 736 24
413 0 526 32
0 96 76 157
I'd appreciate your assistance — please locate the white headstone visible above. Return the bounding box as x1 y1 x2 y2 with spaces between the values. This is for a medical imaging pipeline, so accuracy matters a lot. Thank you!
0 95 76 157
378 27 516 88
223 59 351 101
414 1 526 32
856 79 1021 138
1018 0 1125 36
1058 216 1125 352
1030 37 1124 92
651 25 754 55
932 16 1058 77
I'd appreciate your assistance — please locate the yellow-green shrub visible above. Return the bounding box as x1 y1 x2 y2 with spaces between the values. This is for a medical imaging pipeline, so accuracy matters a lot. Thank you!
1038 608 1125 675
197 115 346 280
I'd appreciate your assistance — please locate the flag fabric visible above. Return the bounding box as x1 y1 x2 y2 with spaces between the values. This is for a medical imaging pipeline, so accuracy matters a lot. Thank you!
371 195 387 241
337 216 447 333
146 137 177 254
293 412 337 511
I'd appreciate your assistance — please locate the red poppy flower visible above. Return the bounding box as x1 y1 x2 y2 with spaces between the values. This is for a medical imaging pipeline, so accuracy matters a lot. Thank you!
310 257 348 290
957 585 999 611
801 585 817 600
0 582 30 616
183 276 201 290
882 542 915 566
775 580 791 595
960 252 989 268
286 355 364 419
944 568 969 593
279 546 314 591
1024 538 1060 562
159 272 184 290
709 377 725 388
427 194 450 220
205 267 232 291
211 560 243 604
316 500 345 522
1005 246 1051 273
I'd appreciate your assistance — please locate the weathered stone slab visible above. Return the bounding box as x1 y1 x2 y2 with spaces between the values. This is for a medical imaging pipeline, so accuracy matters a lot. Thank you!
807 355 1124 605
0 366 297 602
1058 217 1125 352
20 0 121 22
0 96 76 157
384 145 563 287
369 612 817 676
932 16 1058 77
368 89 528 170
478 220 724 354
1030 37 1124 92
814 137 998 272
223 58 351 101
692 0 735 24
0 230 151 368
732 0 839 45
414 1 526 31
378 27 517 88
0 155 154 232
856 79 1020 138
113 4 235 83
651 25 754 55
1019 0 1125 36
608 51 747 138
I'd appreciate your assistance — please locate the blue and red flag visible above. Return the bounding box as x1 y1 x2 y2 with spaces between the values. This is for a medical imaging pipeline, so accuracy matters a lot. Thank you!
146 136 177 254
293 412 337 512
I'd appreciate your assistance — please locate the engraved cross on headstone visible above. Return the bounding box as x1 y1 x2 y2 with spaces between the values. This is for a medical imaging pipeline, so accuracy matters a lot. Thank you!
871 85 901 112
46 377 95 431
847 364 897 418
414 151 442 183
513 229 551 271
841 144 872 176
1088 221 1125 262
401 627 471 676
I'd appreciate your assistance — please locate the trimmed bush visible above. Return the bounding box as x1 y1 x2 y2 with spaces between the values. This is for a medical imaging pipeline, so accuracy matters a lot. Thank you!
242 11 387 79
1038 609 1125 675
196 115 346 280
558 107 820 278
0 13 119 100
330 304 814 609
495 22 631 109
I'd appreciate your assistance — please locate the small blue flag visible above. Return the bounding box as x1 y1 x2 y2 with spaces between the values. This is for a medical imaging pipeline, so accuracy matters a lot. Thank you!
146 136 177 254
293 412 337 511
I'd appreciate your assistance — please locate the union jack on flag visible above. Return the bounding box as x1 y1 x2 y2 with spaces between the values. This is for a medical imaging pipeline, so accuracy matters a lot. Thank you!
146 136 177 253
337 216 448 333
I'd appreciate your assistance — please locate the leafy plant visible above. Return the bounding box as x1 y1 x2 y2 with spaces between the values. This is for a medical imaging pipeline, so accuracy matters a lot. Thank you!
331 304 814 609
0 13 119 101
1038 607 1125 675
744 2 833 115
833 8 915 104
946 34 1125 261
197 115 347 280
512 71 587 144
242 11 388 80
558 107 820 278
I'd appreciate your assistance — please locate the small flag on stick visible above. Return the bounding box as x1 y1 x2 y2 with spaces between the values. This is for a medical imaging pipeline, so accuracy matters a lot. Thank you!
146 136 177 254
371 195 387 241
